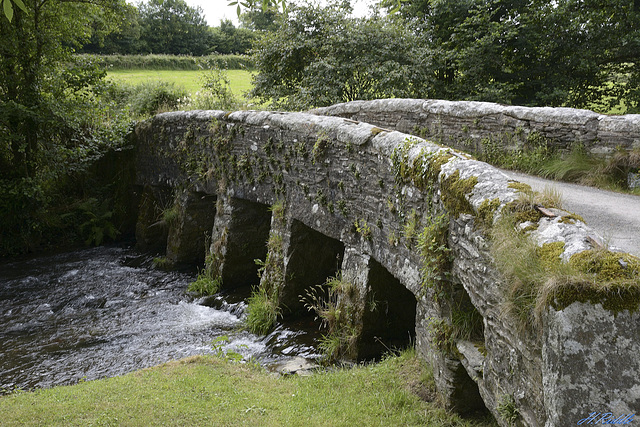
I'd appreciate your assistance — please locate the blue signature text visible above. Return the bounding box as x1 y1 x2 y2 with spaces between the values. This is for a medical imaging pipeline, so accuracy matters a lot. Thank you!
578 412 635 425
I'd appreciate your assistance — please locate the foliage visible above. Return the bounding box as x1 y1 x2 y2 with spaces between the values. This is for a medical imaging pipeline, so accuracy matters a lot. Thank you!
88 53 254 70
246 217 285 335
417 213 451 298
383 0 640 112
0 3 135 255
127 80 187 117
238 2 281 32
249 2 430 110
138 0 210 56
1 0 26 22
496 394 519 426
301 275 360 362
188 252 223 296
209 19 256 55
79 2 144 54
245 285 281 335
188 63 240 111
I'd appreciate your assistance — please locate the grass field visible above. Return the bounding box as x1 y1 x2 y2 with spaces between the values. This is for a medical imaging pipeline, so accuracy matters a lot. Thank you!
107 69 255 98
0 350 495 426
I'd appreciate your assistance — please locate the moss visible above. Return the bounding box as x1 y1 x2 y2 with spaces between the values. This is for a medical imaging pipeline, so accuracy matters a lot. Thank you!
370 127 386 136
550 281 640 314
409 150 453 189
474 342 487 357
312 132 330 163
559 213 585 224
507 182 534 197
537 241 565 271
417 213 451 299
440 170 478 217
569 250 640 282
502 200 544 224
476 198 501 230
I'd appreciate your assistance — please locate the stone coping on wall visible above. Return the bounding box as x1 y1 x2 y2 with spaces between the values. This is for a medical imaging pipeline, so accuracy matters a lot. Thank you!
311 98 640 155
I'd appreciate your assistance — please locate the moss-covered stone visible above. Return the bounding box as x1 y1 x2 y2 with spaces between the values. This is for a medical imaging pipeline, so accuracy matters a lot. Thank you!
550 281 640 314
441 170 478 217
507 182 534 197
502 200 544 224
559 213 585 224
476 198 501 230
537 241 565 271
569 250 640 282
371 127 387 136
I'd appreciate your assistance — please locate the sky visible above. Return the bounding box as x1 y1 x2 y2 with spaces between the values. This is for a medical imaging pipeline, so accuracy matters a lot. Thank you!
182 0 378 26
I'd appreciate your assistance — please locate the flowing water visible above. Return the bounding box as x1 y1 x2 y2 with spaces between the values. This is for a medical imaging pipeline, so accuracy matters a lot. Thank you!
0 245 321 392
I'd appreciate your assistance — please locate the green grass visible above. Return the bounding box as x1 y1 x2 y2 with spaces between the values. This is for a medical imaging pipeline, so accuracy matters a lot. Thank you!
107 69 255 97
0 350 494 426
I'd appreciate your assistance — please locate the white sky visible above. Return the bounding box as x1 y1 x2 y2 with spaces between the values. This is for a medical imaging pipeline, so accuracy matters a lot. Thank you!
182 0 378 26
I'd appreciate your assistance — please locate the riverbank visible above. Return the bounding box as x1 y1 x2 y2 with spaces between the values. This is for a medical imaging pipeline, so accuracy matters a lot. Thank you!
0 349 495 426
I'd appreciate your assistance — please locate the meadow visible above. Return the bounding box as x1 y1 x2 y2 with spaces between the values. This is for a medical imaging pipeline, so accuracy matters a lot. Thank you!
107 69 255 98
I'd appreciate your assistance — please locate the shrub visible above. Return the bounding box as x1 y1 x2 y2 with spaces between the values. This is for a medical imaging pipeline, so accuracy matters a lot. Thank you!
129 81 187 117
82 54 254 70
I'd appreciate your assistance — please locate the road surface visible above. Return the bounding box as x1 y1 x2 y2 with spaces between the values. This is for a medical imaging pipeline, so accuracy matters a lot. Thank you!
501 170 640 257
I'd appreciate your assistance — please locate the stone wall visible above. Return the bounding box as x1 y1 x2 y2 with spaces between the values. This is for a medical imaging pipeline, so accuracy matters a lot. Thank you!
311 99 640 156
132 109 640 426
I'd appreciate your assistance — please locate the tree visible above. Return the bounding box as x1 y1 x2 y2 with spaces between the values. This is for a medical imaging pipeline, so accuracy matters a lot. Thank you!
1 0 131 253
1 0 26 22
139 0 210 55
384 0 640 112
250 2 430 110
238 3 280 31
209 19 255 54
81 3 144 54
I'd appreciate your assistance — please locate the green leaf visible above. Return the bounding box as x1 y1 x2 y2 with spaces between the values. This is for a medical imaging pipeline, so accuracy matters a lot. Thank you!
3 0 14 22
13 0 26 13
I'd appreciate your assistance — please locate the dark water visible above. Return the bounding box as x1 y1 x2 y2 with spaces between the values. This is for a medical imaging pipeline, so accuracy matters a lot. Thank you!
0 245 321 392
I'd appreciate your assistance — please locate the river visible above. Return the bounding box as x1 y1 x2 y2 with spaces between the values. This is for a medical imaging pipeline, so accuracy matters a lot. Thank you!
0 245 321 393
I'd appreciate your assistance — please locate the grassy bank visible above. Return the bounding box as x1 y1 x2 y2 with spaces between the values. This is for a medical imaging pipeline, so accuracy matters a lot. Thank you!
107 69 254 97
0 350 494 426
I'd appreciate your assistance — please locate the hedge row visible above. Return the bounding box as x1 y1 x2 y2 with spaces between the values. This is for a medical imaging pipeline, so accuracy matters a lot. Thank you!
81 54 254 70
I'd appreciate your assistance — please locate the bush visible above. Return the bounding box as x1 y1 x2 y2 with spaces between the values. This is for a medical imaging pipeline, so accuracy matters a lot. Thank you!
83 54 254 70
129 81 188 117
187 64 239 111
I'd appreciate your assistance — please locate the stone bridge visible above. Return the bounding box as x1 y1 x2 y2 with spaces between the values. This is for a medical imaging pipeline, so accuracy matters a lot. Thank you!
130 102 640 427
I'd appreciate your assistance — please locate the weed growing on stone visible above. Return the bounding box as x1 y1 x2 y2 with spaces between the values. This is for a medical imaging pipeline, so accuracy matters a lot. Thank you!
354 219 372 240
246 205 286 335
188 251 223 296
417 213 451 299
496 394 519 426
301 274 360 363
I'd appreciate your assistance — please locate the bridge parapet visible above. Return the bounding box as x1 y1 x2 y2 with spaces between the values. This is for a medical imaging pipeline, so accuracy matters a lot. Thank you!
132 108 640 426
311 98 640 157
